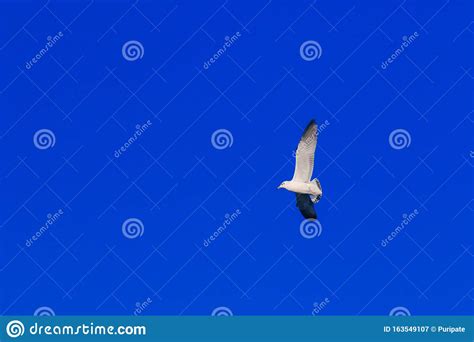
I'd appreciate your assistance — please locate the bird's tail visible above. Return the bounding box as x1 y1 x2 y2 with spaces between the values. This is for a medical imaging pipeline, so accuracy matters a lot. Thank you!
310 178 322 203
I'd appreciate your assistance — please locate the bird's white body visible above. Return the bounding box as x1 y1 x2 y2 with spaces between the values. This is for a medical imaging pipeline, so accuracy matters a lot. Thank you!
280 180 321 196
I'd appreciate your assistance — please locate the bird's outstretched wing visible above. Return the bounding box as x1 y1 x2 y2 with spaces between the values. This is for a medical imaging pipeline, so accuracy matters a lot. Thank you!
296 193 317 219
292 120 318 182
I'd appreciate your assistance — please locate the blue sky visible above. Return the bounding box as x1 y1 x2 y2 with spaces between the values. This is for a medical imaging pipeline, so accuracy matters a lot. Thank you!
0 0 473 315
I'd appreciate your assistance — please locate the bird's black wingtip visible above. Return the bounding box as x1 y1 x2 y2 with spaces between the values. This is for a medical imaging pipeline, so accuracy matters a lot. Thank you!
296 193 317 219
302 119 317 135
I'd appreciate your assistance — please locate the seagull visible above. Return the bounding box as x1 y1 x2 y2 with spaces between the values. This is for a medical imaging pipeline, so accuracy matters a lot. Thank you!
277 119 322 220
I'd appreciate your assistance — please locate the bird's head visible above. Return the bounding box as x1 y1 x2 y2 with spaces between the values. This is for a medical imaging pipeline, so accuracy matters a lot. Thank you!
277 181 289 190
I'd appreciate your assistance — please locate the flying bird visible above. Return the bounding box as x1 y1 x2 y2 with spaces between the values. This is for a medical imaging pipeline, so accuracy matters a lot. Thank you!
278 119 322 220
